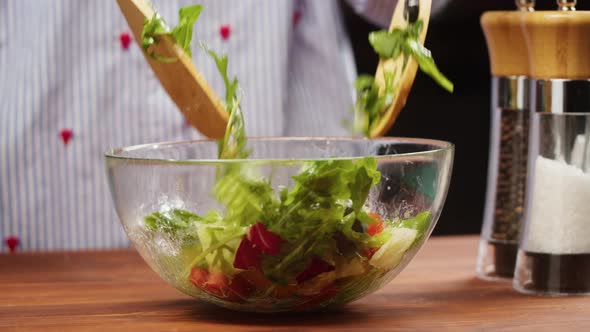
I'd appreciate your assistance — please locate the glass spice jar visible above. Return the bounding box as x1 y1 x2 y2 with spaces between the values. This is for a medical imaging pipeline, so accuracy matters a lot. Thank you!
476 7 533 280
515 4 590 292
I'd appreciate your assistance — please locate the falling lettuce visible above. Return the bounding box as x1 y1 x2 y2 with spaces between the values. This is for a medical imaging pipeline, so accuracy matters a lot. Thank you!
205 49 240 114
141 4 203 62
202 47 249 160
140 2 247 160
353 20 453 136
368 20 453 93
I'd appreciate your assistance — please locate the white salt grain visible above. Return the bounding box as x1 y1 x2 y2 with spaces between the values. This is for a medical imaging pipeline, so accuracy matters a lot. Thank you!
525 156 590 254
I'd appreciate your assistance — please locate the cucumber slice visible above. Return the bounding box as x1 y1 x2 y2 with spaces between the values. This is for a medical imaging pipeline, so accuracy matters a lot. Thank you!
369 227 417 270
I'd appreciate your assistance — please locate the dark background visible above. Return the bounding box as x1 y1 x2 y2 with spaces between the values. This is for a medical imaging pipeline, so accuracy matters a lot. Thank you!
341 1 590 235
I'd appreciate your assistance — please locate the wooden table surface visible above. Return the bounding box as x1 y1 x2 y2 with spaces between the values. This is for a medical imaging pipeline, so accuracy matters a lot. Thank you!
1 235 588 331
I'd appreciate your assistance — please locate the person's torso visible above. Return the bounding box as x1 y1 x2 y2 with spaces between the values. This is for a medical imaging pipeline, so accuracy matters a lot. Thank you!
0 0 355 251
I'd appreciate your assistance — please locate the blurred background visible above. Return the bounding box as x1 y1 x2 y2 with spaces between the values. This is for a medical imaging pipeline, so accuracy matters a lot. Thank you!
342 0 590 235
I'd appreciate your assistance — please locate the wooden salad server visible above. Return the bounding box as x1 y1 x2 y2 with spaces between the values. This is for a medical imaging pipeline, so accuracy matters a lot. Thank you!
370 0 432 138
117 0 228 139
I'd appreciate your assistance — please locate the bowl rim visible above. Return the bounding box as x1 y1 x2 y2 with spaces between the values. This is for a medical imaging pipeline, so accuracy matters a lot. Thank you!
104 136 454 164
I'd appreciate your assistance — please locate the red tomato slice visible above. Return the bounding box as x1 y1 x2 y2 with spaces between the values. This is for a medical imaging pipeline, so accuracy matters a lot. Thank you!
204 271 231 298
248 222 283 256
189 267 209 288
367 213 384 236
190 268 240 301
227 273 253 300
233 236 262 271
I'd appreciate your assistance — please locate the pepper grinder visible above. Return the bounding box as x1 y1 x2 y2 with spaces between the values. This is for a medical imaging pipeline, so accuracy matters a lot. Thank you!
514 1 590 295
476 1 534 281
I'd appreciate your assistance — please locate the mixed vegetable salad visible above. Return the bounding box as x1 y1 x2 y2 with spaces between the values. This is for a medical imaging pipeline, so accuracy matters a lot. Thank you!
145 160 432 309
138 4 440 310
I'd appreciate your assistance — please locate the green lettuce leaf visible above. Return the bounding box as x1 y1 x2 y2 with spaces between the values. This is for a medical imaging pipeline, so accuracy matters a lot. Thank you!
202 47 249 160
352 20 453 136
349 157 381 212
260 158 382 283
205 49 239 113
397 211 432 238
171 5 203 56
368 20 453 93
144 209 201 236
141 4 203 61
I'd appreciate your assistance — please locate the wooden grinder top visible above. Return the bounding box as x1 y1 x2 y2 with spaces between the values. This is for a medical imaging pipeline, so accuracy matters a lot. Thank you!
522 10 590 79
481 11 530 77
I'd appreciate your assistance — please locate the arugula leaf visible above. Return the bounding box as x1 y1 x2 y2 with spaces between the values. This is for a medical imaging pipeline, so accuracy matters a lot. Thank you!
212 169 279 227
202 47 249 160
218 103 249 160
368 30 404 60
141 14 176 62
402 39 454 93
353 75 383 136
352 20 453 136
353 70 396 136
144 209 201 236
338 211 375 245
259 158 382 283
171 5 203 56
194 223 246 274
368 20 453 93
205 49 239 112
349 157 381 212
141 4 203 61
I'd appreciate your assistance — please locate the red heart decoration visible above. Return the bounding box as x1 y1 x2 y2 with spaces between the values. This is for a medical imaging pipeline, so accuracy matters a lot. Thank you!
119 32 132 50
293 10 302 26
219 24 231 41
60 129 73 146
182 118 191 129
5 236 19 253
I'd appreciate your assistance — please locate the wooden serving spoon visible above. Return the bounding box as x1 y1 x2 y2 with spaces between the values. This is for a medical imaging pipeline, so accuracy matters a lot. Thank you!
117 0 228 139
370 0 432 138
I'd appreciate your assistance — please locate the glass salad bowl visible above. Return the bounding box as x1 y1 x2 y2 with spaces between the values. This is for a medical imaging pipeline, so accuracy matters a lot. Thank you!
105 137 454 312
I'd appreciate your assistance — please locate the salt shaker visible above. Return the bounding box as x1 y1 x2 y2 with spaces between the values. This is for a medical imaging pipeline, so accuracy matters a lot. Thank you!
514 2 590 295
476 1 534 281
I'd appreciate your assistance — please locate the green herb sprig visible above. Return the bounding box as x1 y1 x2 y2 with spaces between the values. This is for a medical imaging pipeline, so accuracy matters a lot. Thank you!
141 4 203 62
353 20 454 136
